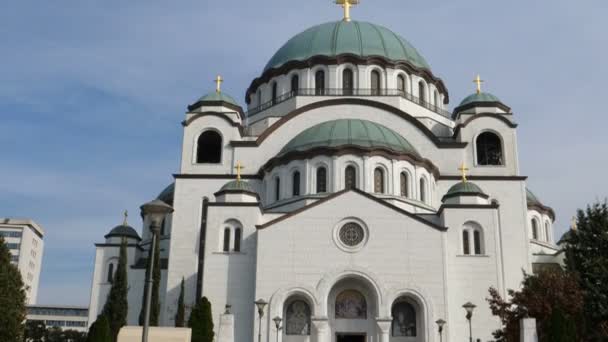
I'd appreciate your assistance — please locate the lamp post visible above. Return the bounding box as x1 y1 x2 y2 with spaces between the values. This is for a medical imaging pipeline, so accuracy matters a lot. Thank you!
273 316 282 342
255 299 268 342
462 302 476 342
140 199 173 342
435 319 446 342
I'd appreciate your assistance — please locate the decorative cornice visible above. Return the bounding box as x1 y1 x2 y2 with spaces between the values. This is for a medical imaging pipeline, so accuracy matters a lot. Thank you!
207 202 262 208
213 189 261 199
452 113 518 137
441 191 490 202
437 202 499 216
182 111 246 137
452 101 512 117
187 100 244 120
527 203 556 221
173 174 262 180
438 175 527 181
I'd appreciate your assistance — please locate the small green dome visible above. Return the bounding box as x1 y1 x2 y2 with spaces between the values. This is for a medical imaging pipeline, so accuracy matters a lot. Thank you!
219 180 256 193
526 188 543 206
105 224 140 240
195 91 240 107
264 20 431 71
157 183 174 206
458 92 501 107
445 181 486 197
279 119 419 156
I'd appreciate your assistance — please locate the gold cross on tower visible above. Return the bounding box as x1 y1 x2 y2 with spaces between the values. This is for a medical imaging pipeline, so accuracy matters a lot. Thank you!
234 161 245 181
458 162 469 183
335 0 359 22
214 75 223 93
123 210 128 226
473 75 484 94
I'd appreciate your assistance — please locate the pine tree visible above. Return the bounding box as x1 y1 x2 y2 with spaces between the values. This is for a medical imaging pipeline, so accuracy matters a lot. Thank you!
0 236 27 342
102 238 129 341
188 297 214 342
86 315 112 342
138 233 161 326
563 202 608 339
175 277 186 327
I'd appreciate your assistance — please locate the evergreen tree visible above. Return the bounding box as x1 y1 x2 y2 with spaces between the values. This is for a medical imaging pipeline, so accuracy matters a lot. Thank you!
138 233 161 326
188 297 214 342
0 236 27 342
86 315 112 342
175 277 186 327
24 320 46 342
102 238 129 341
547 307 577 342
563 202 608 339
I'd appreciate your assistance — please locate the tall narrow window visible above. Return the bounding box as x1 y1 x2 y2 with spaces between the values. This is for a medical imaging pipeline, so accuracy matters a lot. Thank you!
434 91 440 108
374 168 384 193
474 230 481 255
291 75 299 95
272 82 278 104
397 75 406 95
285 300 311 335
545 222 551 242
371 70 381 95
391 301 417 337
292 171 301 197
160 218 166 236
107 263 114 283
531 219 539 240
315 70 325 95
223 228 230 252
345 166 357 189
400 172 409 197
343 69 354 95
257 90 262 106
234 228 241 252
196 131 222 163
275 177 281 201
418 81 426 103
419 178 426 202
316 167 327 193
476 132 503 165
463 230 470 255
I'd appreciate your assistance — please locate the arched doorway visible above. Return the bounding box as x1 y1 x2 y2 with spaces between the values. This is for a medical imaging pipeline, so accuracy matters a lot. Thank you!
328 277 379 342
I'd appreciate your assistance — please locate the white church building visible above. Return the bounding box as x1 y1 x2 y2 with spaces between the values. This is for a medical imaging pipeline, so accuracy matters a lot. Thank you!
88 5 563 342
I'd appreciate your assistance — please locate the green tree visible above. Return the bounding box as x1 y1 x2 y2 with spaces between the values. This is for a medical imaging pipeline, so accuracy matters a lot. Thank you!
0 236 27 342
562 201 608 339
45 326 64 342
487 269 584 342
188 297 214 342
86 315 112 342
138 233 161 326
102 238 129 341
175 277 186 327
547 307 577 342
24 320 46 342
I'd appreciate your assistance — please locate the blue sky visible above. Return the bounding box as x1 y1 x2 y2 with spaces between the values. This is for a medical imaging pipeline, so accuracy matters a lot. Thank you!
1 0 606 305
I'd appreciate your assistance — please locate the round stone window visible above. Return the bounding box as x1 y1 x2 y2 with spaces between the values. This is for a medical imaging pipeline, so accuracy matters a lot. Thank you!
339 223 365 247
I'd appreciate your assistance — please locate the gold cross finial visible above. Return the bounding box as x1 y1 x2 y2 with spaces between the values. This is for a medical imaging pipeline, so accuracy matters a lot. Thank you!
458 162 469 183
214 75 223 93
234 161 245 181
123 210 128 226
473 75 484 94
336 0 359 22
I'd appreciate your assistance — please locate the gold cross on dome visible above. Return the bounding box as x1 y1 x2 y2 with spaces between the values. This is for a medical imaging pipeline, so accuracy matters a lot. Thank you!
336 0 359 22
473 75 484 94
214 75 223 93
458 162 469 183
123 210 128 226
234 161 245 181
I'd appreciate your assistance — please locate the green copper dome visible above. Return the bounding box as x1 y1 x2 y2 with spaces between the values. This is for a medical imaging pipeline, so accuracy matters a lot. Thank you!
105 224 141 240
219 180 256 193
526 188 543 206
157 183 175 206
446 181 486 196
264 21 431 71
279 119 419 156
458 92 501 107
195 91 240 107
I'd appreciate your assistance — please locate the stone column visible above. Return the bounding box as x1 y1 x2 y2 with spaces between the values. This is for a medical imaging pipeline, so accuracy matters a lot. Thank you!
520 318 538 342
311 317 330 342
376 318 392 342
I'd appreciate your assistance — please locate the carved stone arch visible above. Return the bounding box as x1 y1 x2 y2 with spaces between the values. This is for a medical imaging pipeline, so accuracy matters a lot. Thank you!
372 162 390 194
394 70 411 94
474 129 505 167
268 285 319 320
194 128 223 164
385 286 435 341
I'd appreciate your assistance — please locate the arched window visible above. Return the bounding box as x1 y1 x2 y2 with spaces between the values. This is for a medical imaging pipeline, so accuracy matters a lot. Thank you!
374 168 385 193
400 172 409 197
234 228 241 252
285 299 311 335
531 219 539 240
315 70 325 95
397 75 406 95
316 167 327 193
271 82 278 104
345 166 357 189
462 230 470 255
223 228 230 252
474 230 482 255
371 70 381 95
291 75 299 95
419 178 427 203
257 90 262 106
292 171 301 197
545 222 551 242
463 222 484 255
335 290 367 319
476 132 503 166
196 131 222 163
391 301 417 337
275 177 281 201
434 90 440 108
343 69 354 95
418 81 426 103
107 263 114 283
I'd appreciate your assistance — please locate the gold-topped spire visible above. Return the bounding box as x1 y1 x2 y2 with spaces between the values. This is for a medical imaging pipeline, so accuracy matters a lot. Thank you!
336 0 359 22
214 75 223 93
473 75 484 94
458 162 469 183
122 210 128 226
234 161 245 181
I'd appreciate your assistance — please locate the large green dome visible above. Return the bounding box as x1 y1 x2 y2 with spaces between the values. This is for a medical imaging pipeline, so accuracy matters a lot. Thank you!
264 21 431 72
279 119 419 156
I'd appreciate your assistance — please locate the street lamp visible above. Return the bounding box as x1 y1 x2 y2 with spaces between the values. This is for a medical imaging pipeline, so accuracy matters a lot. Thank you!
140 199 173 342
462 302 477 342
273 316 282 342
435 319 446 342
255 299 268 342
